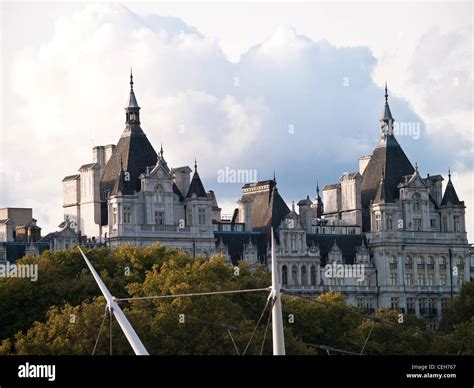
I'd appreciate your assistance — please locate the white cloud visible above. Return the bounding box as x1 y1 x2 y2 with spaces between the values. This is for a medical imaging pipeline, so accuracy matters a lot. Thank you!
1 3 472 241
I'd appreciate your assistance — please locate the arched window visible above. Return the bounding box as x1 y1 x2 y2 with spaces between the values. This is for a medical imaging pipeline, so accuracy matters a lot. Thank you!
291 265 298 285
282 265 288 286
301 265 307 286
154 185 163 203
310 265 317 286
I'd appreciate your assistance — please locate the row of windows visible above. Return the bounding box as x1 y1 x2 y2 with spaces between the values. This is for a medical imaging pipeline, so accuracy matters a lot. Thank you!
389 272 464 287
281 265 317 286
112 206 208 226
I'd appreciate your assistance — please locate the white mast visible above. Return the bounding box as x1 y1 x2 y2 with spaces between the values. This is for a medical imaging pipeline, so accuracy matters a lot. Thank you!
269 227 285 355
78 246 149 355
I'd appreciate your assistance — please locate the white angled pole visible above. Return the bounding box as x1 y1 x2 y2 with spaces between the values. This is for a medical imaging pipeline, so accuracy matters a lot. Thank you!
78 246 149 355
269 228 285 355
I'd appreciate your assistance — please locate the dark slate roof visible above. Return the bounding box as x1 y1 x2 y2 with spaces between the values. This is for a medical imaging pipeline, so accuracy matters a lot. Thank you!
306 234 367 266
100 132 157 198
186 170 207 198
62 174 80 182
128 89 139 108
112 167 134 195
373 175 394 203
241 180 290 237
380 100 394 122
214 231 267 265
173 182 184 201
1 242 50 263
441 177 464 206
360 133 414 230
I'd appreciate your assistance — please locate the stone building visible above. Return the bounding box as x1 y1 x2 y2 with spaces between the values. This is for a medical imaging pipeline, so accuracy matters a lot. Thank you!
62 75 470 328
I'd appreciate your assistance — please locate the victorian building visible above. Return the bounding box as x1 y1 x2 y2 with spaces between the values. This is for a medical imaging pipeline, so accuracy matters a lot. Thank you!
62 75 470 328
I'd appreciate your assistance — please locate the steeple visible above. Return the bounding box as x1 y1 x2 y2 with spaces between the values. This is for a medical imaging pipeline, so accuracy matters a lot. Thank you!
315 180 324 218
374 167 393 203
380 82 395 136
124 69 142 133
186 158 207 198
100 70 157 200
441 169 464 206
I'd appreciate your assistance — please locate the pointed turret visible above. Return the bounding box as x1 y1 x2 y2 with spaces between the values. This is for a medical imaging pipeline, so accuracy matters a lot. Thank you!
100 71 158 199
374 168 393 203
186 159 207 198
360 82 414 231
441 170 464 206
380 82 394 127
315 181 324 218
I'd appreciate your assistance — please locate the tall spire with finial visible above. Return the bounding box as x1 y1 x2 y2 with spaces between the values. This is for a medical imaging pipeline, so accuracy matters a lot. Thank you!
194 157 197 172
125 68 141 129
380 81 394 135
160 143 164 159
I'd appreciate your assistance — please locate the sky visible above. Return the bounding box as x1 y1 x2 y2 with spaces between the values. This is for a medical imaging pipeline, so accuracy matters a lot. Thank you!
0 1 473 240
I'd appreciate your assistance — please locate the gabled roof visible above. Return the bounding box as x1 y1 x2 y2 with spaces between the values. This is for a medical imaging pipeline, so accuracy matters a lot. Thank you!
441 174 464 206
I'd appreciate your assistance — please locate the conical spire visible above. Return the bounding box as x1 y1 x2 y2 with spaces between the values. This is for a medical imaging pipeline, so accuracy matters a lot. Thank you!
186 158 207 198
441 169 463 206
128 69 140 109
374 167 393 203
380 82 394 133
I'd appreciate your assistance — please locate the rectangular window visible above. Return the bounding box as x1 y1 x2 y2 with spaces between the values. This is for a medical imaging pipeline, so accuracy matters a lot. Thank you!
414 218 422 231
427 273 434 286
390 273 397 286
154 211 164 225
198 208 206 225
113 207 118 225
390 297 399 310
375 214 381 231
387 214 393 230
453 216 460 232
419 298 427 315
430 218 436 228
123 206 132 224
417 273 425 286
405 273 412 286
439 273 447 286
406 298 416 314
